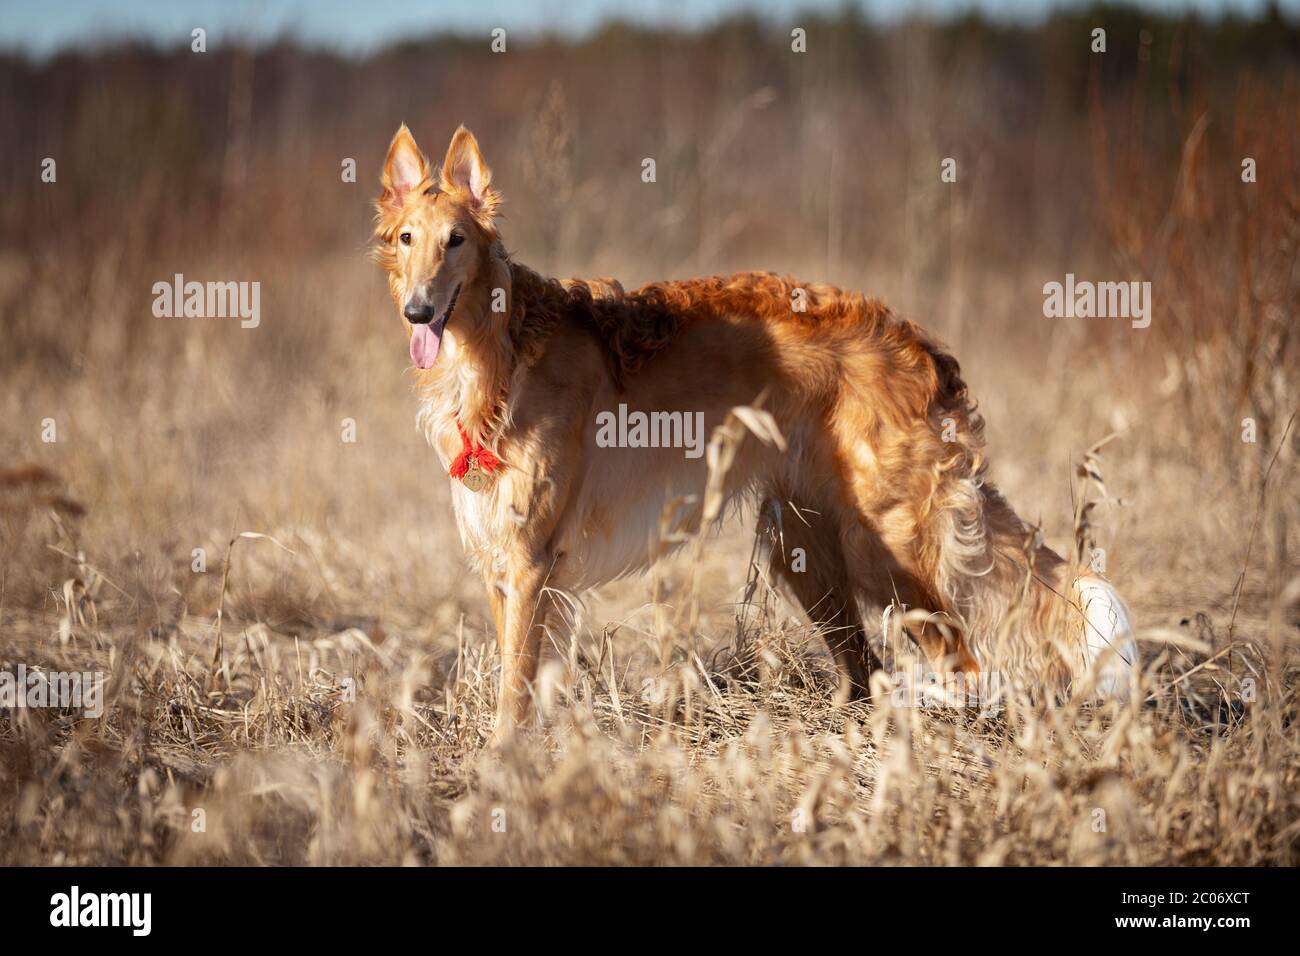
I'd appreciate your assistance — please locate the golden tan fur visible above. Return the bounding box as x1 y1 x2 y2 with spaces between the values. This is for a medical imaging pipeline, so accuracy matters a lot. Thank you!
374 125 1127 739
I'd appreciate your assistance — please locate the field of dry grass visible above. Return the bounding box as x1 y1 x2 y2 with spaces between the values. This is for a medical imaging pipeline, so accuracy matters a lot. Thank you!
1 6 1298 865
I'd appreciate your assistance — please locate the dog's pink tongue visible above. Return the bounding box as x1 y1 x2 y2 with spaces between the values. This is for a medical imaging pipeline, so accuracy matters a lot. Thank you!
409 322 442 369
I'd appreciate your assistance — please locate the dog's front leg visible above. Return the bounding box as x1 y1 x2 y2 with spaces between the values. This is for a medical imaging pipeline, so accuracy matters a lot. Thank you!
492 553 553 742
481 396 582 743
482 569 506 655
488 450 574 743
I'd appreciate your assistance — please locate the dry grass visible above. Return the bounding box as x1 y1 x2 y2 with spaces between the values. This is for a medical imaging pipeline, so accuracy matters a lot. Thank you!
0 558 1295 865
2 8 1298 865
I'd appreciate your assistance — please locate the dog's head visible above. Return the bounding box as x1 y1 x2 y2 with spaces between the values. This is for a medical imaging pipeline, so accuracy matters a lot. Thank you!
374 125 504 369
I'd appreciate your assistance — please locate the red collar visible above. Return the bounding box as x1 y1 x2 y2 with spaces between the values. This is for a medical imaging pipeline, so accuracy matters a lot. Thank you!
449 418 503 481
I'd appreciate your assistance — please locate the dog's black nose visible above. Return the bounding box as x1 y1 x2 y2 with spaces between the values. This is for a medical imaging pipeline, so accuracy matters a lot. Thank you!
403 301 434 324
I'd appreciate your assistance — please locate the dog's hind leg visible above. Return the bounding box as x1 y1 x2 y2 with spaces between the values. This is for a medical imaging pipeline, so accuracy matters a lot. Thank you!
760 497 883 702
835 513 982 684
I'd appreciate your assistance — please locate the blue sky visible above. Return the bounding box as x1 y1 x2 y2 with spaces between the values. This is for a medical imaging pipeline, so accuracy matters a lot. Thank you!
1 0 1294 57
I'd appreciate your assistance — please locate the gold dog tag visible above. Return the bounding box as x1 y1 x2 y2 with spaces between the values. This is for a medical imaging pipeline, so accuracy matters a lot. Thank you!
461 462 488 493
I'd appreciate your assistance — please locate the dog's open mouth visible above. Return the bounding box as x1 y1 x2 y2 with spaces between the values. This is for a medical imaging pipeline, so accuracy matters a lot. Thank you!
409 283 461 369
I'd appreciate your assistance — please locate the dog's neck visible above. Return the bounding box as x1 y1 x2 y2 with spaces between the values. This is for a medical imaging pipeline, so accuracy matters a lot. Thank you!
418 255 563 448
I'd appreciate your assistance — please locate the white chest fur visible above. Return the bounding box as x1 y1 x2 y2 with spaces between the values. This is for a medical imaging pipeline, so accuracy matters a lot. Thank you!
450 473 520 578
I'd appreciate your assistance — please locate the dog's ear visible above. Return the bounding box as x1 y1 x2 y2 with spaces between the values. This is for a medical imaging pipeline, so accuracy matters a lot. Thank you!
440 125 499 221
380 124 428 212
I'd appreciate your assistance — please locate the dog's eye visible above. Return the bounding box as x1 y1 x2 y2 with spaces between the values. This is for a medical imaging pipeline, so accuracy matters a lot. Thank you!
447 232 464 248
399 232 412 246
